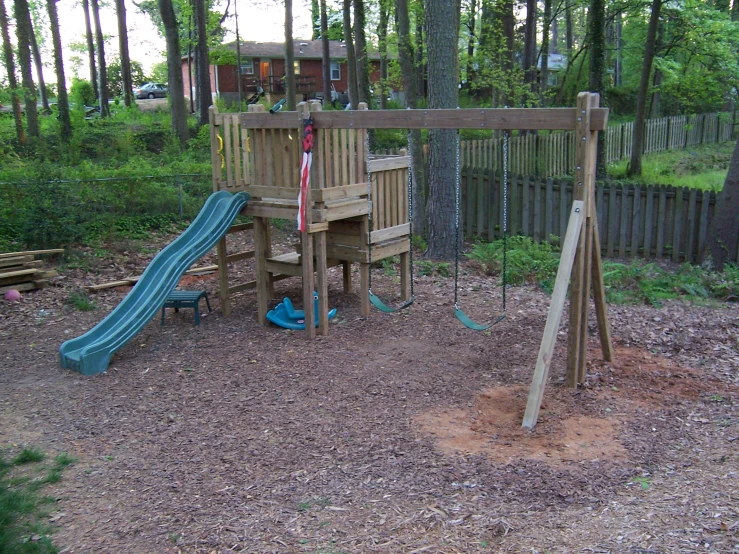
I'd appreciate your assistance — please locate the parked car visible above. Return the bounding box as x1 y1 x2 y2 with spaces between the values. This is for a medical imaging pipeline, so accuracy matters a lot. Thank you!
134 83 168 99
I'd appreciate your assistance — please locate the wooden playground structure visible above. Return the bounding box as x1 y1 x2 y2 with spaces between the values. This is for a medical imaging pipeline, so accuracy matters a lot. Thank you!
208 92 614 429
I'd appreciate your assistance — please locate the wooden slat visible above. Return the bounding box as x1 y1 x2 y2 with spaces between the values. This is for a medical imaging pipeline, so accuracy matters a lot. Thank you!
522 200 584 429
673 188 683 262
698 190 711 256
370 223 410 244
630 185 641 258
312 183 368 202
619 186 628 258
643 186 655 257
657 186 667 257
686 188 697 263
0 255 34 268
228 222 254 234
369 156 410 172
0 249 63 258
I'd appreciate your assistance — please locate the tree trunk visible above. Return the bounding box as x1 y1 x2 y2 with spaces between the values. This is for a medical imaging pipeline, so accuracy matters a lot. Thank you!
342 0 359 108
320 0 332 107
464 0 477 88
614 12 622 86
0 0 25 144
523 0 537 99
28 17 49 112
415 2 425 99
589 0 606 178
354 0 370 105
702 138 739 270
158 0 189 145
115 0 134 107
377 0 389 109
628 0 662 177
397 0 426 235
285 0 296 110
82 0 98 101
90 0 109 117
551 13 558 53
426 0 460 260
311 0 319 39
46 0 71 138
565 3 573 56
194 0 211 123
500 0 514 105
648 19 664 118
539 0 551 105
13 0 38 137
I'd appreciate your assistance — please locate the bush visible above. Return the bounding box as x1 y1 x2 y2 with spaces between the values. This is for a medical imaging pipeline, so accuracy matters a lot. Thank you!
70 78 97 107
466 235 561 287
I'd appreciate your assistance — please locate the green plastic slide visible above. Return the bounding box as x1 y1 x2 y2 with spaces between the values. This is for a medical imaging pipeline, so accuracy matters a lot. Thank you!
59 190 249 376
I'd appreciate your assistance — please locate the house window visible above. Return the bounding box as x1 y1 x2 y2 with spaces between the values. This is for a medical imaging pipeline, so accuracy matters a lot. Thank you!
294 60 300 74
330 60 340 81
240 59 254 75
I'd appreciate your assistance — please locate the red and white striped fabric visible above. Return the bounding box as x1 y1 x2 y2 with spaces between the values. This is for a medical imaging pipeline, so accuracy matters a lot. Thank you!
297 117 314 232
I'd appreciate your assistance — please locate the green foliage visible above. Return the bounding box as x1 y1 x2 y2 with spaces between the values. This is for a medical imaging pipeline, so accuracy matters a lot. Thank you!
147 62 169 84
66 291 97 312
209 46 237 66
107 58 147 98
466 236 561 287
607 142 734 190
70 78 96 107
602 261 739 306
417 260 451 277
0 447 73 553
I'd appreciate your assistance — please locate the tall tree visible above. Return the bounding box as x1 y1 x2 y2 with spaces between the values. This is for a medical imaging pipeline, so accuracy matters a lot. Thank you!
464 0 477 88
46 0 71 137
115 0 134 107
342 0 359 107
13 0 39 137
628 0 662 177
311 0 319 39
0 0 24 143
81 0 98 101
285 0 296 110
397 0 426 233
426 0 461 259
194 0 211 123
523 0 537 99
158 0 188 144
90 0 109 117
540 0 552 105
320 0 332 106
353 0 370 105
702 138 739 269
28 16 49 112
377 0 390 108
414 1 425 99
589 0 606 178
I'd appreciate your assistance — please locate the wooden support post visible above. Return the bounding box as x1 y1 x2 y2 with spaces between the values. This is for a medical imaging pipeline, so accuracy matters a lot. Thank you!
359 216 370 317
216 237 230 317
209 106 222 191
566 93 592 387
299 102 316 339
315 231 329 335
400 251 410 301
591 194 614 362
254 217 271 326
342 261 352 293
522 201 585 429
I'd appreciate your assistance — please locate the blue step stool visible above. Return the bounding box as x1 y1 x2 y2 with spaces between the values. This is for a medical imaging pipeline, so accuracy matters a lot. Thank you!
161 290 211 326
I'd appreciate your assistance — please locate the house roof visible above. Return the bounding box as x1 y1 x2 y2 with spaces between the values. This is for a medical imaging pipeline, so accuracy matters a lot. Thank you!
220 40 383 61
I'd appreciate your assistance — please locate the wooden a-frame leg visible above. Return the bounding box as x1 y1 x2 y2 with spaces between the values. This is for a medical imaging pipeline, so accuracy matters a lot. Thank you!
315 231 329 336
342 262 352 294
400 251 411 301
254 217 271 326
217 237 230 317
590 196 614 362
302 229 316 339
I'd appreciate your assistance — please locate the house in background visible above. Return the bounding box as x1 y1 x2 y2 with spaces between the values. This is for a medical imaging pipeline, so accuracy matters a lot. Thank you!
182 40 387 107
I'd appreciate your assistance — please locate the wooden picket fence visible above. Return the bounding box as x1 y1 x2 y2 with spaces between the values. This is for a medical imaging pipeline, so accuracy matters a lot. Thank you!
460 169 737 263
452 111 734 178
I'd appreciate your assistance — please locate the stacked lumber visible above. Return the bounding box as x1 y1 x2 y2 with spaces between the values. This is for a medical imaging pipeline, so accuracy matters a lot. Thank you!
85 264 219 292
0 249 63 294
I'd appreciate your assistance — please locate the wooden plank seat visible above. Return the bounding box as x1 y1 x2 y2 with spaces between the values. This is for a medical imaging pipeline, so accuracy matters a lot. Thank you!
265 252 344 277
161 290 211 326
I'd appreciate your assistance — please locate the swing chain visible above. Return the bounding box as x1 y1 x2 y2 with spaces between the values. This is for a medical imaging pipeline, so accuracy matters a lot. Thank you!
454 130 461 310
407 129 414 300
502 126 508 312
365 127 374 291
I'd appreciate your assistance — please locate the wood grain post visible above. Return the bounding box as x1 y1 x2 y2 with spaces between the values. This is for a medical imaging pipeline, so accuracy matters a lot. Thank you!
298 102 316 339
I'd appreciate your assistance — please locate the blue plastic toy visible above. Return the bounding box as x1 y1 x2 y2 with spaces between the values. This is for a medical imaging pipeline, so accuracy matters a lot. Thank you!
266 293 337 330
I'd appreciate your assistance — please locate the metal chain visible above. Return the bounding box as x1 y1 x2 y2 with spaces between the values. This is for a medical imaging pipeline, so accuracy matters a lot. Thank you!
502 128 508 312
454 130 461 309
407 128 414 300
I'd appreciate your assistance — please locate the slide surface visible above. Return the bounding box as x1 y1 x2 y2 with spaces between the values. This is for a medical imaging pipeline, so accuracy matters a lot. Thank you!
60 190 249 376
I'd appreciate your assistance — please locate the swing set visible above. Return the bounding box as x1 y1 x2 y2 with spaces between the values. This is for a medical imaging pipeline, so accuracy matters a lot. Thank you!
209 92 613 428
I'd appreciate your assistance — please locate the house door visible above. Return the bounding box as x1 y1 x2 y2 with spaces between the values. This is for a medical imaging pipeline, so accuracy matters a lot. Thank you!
260 62 270 88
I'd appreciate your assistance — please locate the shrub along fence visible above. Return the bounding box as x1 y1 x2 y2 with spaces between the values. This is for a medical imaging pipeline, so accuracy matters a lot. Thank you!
458 111 734 178
0 174 212 250
460 169 738 264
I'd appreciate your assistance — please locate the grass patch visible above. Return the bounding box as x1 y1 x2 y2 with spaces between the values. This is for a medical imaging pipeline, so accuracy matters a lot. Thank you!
465 237 739 304
0 448 74 553
66 291 97 312
607 142 734 190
